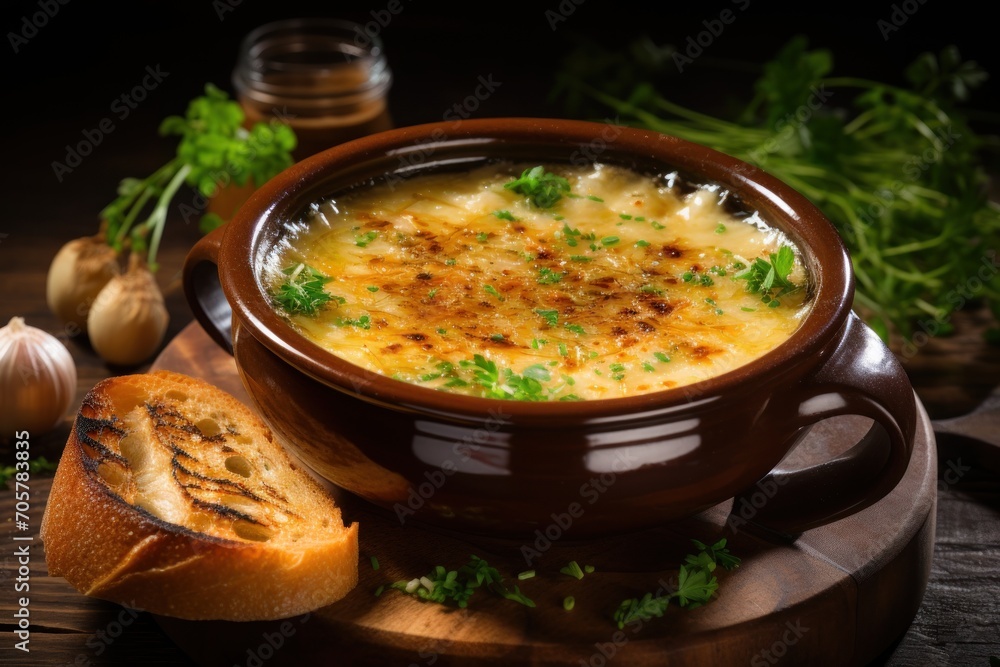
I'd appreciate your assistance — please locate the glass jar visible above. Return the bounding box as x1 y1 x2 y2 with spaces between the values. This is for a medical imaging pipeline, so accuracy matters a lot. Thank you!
232 18 394 161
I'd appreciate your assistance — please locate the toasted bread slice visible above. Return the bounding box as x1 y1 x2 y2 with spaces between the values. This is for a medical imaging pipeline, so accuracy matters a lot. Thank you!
40 370 359 621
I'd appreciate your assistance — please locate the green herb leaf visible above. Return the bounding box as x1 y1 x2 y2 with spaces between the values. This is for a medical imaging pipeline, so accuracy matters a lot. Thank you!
272 263 334 316
493 209 517 221
504 166 571 208
535 309 559 326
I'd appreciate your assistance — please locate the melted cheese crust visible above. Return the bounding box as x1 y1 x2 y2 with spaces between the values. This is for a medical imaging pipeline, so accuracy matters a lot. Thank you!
263 163 810 401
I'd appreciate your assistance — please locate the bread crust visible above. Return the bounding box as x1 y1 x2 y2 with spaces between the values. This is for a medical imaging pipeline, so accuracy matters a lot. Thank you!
40 371 358 621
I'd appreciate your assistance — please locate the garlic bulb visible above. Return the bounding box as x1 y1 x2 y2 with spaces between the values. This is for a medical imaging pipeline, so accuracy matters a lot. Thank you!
47 235 120 333
87 254 169 366
0 317 77 437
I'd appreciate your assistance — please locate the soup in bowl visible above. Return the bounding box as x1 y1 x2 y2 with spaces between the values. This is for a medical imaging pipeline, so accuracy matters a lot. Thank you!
184 118 916 538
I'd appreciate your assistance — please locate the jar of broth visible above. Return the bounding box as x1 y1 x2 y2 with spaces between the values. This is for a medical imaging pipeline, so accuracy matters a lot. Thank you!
232 18 394 161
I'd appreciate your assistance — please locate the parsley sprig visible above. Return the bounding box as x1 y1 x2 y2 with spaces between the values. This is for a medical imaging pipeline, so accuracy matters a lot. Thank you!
734 245 799 307
271 263 334 316
504 166 571 208
100 84 296 271
461 354 551 401
390 555 535 608
612 538 740 629
556 38 1000 339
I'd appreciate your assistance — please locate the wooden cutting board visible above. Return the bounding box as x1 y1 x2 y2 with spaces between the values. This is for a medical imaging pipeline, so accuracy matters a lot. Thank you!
148 323 936 667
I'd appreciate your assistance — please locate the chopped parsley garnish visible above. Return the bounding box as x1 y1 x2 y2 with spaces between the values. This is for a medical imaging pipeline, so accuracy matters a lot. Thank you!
601 236 620 246
461 354 551 401
563 596 576 611
531 338 548 348
535 309 559 326
477 232 489 243
493 209 517 221
654 352 671 363
681 271 714 287
570 255 592 262
445 258 457 266
485 284 504 301
564 322 586 335
610 362 626 381
587 195 604 202
537 267 564 284
558 342 568 356
367 285 379 293
336 313 371 329
635 240 650 248
560 561 586 580
715 223 727 234
642 362 655 372
490 333 506 342
390 555 535 609
651 221 665 230
562 223 582 247
640 284 664 295
612 538 740 629
634 216 645 222
504 165 570 208
371 556 380 570
735 245 799 307
619 213 632 220
355 230 378 247
428 288 438 299
272 263 334 316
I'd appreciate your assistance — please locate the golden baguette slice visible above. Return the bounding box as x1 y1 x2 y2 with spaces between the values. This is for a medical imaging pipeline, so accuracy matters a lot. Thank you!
40 370 359 621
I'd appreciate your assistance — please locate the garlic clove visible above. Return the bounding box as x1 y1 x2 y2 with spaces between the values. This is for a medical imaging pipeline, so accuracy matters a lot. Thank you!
87 254 170 366
47 234 120 333
0 317 78 438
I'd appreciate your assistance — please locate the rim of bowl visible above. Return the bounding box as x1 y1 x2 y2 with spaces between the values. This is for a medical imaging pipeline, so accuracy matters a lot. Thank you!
221 118 853 424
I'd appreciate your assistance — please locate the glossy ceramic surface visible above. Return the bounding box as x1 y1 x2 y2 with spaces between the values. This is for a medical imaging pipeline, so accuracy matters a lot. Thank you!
184 118 917 537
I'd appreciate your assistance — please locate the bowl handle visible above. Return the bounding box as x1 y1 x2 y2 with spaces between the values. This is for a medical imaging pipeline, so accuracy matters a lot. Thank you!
729 312 917 537
182 224 234 354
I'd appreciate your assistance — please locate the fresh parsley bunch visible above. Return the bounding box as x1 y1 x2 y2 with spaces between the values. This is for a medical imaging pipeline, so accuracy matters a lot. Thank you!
556 38 1000 342
100 84 296 271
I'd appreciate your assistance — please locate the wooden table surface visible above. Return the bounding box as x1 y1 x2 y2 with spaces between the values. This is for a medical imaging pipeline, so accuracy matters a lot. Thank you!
3 5 999 663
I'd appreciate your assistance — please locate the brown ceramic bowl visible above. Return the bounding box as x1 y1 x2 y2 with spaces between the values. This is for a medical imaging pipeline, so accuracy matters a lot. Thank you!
184 118 916 538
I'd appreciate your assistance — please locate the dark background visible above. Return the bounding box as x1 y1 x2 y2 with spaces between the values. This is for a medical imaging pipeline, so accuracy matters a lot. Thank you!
3 0 998 236
2 2 998 666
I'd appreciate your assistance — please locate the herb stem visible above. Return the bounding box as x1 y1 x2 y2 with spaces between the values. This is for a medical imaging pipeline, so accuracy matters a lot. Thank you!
146 164 192 271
